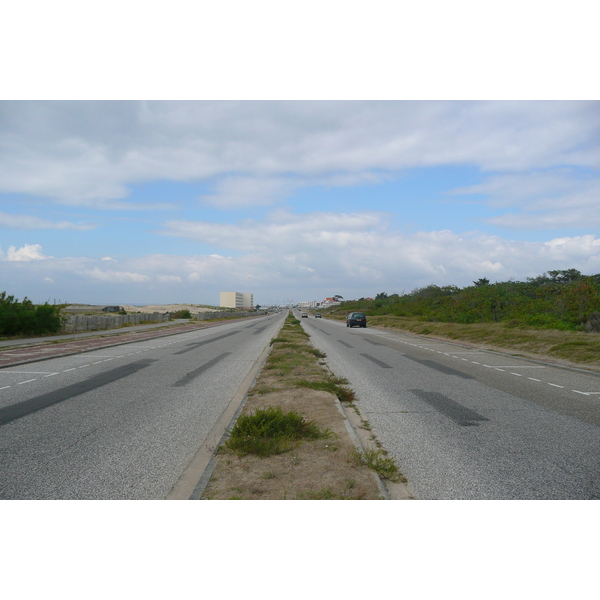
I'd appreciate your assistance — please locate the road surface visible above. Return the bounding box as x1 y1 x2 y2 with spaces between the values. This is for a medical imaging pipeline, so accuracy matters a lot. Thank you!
299 312 600 499
0 312 286 499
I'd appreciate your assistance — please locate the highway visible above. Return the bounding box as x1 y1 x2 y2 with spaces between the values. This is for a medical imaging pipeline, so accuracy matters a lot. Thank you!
299 312 600 499
0 311 286 499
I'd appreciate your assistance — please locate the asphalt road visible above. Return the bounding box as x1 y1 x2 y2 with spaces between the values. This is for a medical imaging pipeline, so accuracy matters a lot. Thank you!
0 311 286 499
298 312 600 499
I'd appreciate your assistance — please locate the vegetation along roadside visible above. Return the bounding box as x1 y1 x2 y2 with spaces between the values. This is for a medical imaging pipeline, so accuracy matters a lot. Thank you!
321 269 600 371
201 313 409 500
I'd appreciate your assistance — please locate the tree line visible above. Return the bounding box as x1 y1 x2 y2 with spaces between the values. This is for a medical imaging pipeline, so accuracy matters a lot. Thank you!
341 269 600 332
0 292 64 336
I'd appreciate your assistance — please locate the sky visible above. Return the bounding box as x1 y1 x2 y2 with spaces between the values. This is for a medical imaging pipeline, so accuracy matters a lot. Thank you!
1 3 599 308
1 99 599 307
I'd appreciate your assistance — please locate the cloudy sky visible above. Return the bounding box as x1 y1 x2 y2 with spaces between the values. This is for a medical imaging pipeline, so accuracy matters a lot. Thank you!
1 100 599 306
1 2 599 307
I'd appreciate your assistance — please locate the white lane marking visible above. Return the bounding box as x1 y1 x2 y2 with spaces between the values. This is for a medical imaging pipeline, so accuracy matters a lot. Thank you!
17 379 37 385
0 386 11 390
64 368 77 372
43 373 59 377
360 328 599 399
0 370 57 374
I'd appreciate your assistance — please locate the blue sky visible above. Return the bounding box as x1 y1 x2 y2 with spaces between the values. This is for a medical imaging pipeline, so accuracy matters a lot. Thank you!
1 100 600 306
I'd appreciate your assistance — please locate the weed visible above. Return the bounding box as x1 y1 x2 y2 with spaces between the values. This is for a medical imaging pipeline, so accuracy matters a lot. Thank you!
293 377 356 403
250 385 278 395
350 447 407 482
225 406 329 457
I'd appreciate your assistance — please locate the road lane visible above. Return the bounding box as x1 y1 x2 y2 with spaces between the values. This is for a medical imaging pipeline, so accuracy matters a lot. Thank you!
0 312 286 499
299 313 600 499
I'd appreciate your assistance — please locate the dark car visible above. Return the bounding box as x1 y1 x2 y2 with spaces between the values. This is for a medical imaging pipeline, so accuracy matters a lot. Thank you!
315 313 322 318
346 312 367 328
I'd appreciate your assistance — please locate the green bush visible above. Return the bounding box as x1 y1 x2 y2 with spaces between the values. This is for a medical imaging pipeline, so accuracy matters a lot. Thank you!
171 309 192 319
0 292 64 336
330 270 600 333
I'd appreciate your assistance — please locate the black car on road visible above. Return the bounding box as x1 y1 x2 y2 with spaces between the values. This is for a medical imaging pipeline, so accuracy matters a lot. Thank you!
346 312 367 327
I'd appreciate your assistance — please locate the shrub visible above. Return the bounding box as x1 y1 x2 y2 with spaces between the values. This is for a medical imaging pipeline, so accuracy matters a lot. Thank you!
171 309 192 319
0 292 64 336
225 406 328 456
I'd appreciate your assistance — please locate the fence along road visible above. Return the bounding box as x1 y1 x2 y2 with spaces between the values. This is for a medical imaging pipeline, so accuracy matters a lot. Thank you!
0 311 286 499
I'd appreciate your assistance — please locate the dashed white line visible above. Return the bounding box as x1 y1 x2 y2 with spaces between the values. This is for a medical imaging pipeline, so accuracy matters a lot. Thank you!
0 386 11 390
17 379 37 385
548 383 564 388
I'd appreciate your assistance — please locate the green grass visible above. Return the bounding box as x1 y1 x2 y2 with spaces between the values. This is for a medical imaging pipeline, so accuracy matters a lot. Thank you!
293 377 356 403
225 406 331 457
350 447 406 482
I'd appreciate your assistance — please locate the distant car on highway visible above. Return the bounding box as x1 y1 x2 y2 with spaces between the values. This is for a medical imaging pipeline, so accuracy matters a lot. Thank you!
301 312 308 318
346 312 367 328
315 313 322 318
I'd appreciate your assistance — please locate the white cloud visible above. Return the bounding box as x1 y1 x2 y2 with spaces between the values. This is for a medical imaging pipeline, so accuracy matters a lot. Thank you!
3 228 600 305
1 101 598 208
199 176 292 208
0 211 95 230
452 169 600 230
1 243 49 261
83 267 151 283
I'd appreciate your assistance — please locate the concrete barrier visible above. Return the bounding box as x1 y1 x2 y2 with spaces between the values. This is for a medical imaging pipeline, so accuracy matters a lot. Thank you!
61 311 267 332
62 312 170 333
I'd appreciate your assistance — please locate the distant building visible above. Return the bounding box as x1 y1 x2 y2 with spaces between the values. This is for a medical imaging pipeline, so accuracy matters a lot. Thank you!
220 291 254 310
298 297 341 308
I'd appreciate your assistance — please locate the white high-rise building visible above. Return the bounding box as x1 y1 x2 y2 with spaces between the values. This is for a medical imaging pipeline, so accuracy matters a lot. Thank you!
220 291 254 310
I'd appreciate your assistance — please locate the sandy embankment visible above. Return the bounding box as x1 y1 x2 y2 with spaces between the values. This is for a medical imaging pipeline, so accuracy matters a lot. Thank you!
120 304 221 313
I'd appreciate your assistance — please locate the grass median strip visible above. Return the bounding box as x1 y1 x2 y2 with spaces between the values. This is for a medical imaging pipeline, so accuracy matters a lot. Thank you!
201 313 406 500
